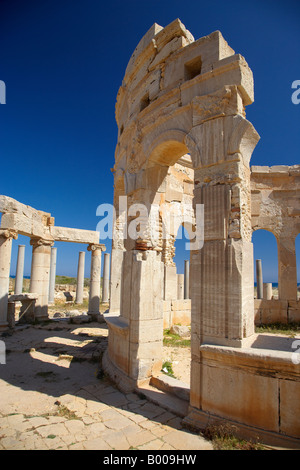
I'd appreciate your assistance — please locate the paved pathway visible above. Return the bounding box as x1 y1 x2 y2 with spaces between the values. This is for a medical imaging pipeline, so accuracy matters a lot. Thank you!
0 321 212 450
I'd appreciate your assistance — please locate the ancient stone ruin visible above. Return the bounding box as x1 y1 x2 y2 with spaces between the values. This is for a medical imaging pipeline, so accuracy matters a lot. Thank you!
1 19 300 447
103 19 300 445
0 195 107 326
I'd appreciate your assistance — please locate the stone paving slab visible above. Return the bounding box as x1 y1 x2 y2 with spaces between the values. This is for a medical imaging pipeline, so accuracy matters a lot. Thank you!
0 322 213 450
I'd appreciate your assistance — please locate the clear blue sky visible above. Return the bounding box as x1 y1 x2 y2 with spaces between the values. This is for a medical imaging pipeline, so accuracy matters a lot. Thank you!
0 0 299 280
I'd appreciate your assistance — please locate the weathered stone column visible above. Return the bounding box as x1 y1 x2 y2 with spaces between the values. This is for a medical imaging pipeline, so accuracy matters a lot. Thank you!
256 259 263 299
0 229 18 329
164 265 177 300
102 252 110 303
184 259 190 299
48 247 57 304
15 244 25 295
177 274 184 300
87 243 106 320
278 237 297 300
29 238 53 321
75 251 85 304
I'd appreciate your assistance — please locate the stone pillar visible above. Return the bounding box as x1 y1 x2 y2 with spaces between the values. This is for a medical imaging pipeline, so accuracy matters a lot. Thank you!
164 265 177 300
0 229 18 329
15 244 25 295
29 238 53 321
263 283 273 300
102 252 110 303
278 237 297 301
177 274 184 300
48 247 57 304
184 259 190 299
75 251 85 304
185 90 259 420
87 244 105 319
109 247 124 313
256 259 263 299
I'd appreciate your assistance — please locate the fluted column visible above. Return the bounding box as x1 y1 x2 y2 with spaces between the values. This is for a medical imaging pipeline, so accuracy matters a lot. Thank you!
87 243 106 320
29 238 53 321
0 229 18 329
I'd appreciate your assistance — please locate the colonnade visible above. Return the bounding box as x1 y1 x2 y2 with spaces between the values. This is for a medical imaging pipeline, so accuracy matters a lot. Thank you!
0 231 110 329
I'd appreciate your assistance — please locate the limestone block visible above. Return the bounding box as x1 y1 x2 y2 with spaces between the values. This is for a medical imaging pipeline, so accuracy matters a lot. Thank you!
0 212 33 237
107 318 130 375
163 31 226 92
124 23 161 84
288 300 300 322
251 166 270 174
125 250 164 322
199 347 280 432
128 68 161 118
256 300 289 324
191 86 244 127
130 319 163 343
129 341 163 382
269 165 290 176
184 56 247 107
280 380 300 438
171 309 191 326
171 299 191 311
170 324 190 337
154 18 194 53
50 226 100 244
164 265 177 301
0 195 50 220
149 36 187 70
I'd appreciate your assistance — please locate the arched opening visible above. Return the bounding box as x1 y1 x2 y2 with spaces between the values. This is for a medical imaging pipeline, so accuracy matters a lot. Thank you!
252 229 278 299
162 224 192 385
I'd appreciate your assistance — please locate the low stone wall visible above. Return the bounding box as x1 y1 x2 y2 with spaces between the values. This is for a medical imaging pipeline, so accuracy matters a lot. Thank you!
185 338 300 443
254 299 300 324
163 299 191 329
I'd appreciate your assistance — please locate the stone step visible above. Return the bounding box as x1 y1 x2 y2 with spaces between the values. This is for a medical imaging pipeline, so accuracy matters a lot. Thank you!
135 380 189 419
150 374 190 402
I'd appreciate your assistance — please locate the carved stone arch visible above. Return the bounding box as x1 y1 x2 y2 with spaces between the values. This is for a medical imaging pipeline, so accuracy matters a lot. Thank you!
147 129 189 167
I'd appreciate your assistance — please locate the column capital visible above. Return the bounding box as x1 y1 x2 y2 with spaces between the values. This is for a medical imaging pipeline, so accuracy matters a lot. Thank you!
0 229 18 240
30 237 54 248
87 243 106 252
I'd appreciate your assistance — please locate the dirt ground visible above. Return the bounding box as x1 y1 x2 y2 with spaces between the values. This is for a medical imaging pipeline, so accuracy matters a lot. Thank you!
162 345 191 384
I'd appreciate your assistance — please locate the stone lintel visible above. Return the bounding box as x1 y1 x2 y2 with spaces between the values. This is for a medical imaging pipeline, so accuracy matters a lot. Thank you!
50 226 100 245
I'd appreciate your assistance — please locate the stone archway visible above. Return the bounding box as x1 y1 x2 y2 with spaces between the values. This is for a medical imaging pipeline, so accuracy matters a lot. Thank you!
104 19 260 395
